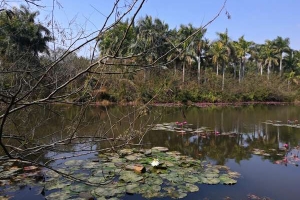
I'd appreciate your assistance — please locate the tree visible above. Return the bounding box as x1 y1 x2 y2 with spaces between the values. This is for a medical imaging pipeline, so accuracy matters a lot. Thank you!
177 24 197 83
273 36 290 76
215 29 233 91
134 15 170 80
261 40 278 80
233 36 253 82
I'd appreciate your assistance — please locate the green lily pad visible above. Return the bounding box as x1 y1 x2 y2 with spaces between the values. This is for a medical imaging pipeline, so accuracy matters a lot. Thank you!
126 183 140 194
70 184 89 193
119 149 133 156
125 155 137 161
93 186 125 197
45 191 71 200
219 174 237 185
185 183 199 192
119 171 143 183
152 147 169 152
64 160 84 166
45 180 71 190
184 175 199 183
88 176 106 184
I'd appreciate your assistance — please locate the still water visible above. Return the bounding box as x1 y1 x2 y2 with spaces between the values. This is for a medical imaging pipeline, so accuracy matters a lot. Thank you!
1 104 300 200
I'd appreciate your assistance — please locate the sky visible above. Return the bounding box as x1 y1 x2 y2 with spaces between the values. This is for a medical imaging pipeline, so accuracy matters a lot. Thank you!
5 0 300 53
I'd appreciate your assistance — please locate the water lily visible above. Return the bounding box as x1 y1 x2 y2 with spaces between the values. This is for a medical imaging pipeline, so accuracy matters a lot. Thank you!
151 159 159 167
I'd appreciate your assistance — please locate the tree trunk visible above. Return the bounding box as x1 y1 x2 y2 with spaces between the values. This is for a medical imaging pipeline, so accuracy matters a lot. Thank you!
182 62 185 83
279 53 283 76
267 61 271 80
197 56 201 85
233 63 236 79
222 64 225 91
239 58 242 83
242 57 245 79
216 62 219 76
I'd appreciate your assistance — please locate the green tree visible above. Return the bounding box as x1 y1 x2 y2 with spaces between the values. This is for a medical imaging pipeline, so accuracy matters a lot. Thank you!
233 36 253 82
273 36 290 76
215 29 233 91
261 40 278 80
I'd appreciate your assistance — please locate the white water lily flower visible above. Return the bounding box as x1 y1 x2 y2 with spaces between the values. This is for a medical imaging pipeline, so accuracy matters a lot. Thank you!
151 159 159 167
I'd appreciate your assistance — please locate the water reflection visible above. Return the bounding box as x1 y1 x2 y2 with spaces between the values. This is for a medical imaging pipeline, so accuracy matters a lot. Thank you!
2 104 300 199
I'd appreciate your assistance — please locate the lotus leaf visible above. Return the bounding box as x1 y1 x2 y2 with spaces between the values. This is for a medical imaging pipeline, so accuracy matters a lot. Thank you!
184 175 199 183
125 155 137 161
45 180 71 190
227 171 241 178
119 149 133 156
88 176 106 184
119 171 143 183
219 174 237 185
169 191 187 199
185 183 199 192
94 186 125 197
64 160 84 166
151 147 169 152
204 173 219 178
70 184 89 193
125 183 140 194
82 161 101 169
45 191 71 200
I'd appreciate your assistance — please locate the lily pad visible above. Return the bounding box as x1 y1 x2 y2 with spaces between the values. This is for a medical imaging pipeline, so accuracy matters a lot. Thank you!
219 174 237 185
125 183 140 194
93 186 125 197
64 160 84 166
119 171 143 183
152 147 169 152
185 183 199 192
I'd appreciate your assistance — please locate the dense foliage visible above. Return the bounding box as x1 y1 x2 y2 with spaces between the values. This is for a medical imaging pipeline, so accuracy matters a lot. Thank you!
1 7 300 104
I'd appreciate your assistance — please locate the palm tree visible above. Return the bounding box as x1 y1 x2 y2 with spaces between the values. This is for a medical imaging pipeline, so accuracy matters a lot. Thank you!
0 6 52 60
215 29 233 91
135 15 170 81
210 41 223 76
273 36 290 76
261 40 278 80
192 28 207 85
233 36 253 82
177 24 196 83
249 44 264 76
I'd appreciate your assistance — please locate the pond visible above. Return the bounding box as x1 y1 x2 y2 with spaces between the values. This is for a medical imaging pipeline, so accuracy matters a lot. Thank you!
1 104 300 200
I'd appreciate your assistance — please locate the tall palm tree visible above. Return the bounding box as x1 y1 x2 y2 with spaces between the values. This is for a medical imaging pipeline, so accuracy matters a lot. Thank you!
233 36 253 82
0 6 52 59
177 24 196 83
261 40 278 80
273 36 290 76
135 15 170 81
215 29 233 91
210 41 224 76
249 44 264 76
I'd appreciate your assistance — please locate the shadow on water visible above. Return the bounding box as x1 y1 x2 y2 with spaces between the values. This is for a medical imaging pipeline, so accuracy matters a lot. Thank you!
1 104 300 199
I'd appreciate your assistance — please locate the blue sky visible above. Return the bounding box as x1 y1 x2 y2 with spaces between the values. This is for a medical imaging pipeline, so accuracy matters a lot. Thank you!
8 0 300 50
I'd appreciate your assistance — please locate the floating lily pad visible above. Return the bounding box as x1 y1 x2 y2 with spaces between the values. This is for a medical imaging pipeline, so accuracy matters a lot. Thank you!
119 171 143 183
93 186 125 197
45 191 71 200
70 184 89 193
185 183 199 192
219 174 237 185
125 183 140 194
45 180 71 190
64 160 84 166
151 147 169 152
